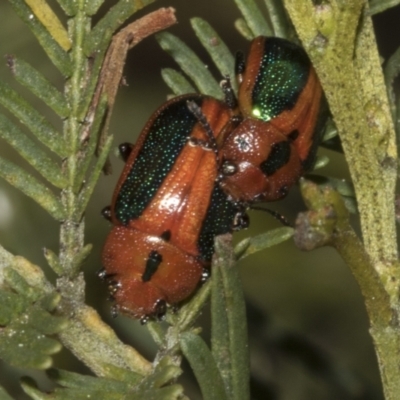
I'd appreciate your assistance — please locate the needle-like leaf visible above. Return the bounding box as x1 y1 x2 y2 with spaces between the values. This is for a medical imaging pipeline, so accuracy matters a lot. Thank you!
232 0 272 37
0 157 65 220
211 235 250 400
0 80 67 158
161 68 196 96
24 0 71 51
0 114 67 188
157 32 222 98
191 18 237 92
8 56 69 118
8 0 72 77
180 332 229 400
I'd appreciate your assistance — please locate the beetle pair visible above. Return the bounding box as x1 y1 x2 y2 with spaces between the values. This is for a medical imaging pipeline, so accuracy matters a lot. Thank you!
100 37 325 322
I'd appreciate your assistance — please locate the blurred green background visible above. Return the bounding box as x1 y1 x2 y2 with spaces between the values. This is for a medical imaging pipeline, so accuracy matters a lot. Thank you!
0 0 398 399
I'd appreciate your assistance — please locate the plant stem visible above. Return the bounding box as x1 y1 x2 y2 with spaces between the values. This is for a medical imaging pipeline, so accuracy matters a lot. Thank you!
59 7 89 277
283 1 400 398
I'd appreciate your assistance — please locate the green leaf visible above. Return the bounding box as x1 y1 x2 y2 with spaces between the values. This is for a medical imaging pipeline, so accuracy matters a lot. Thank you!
0 81 68 158
7 255 53 293
48 368 129 392
100 357 184 400
234 18 254 40
322 118 338 142
56 0 77 16
135 356 182 391
7 56 69 117
142 386 185 400
43 248 63 275
262 0 290 38
313 154 330 170
211 234 250 400
368 0 400 15
0 114 67 189
234 227 294 261
85 0 105 16
0 290 29 326
22 374 128 400
70 244 93 274
100 363 143 385
174 279 212 331
29 307 67 335
180 332 229 400
0 156 66 221
84 0 155 56
24 0 71 51
146 322 166 347
233 0 272 37
191 18 237 92
161 68 196 96
8 0 72 77
156 32 222 99
0 285 66 370
39 292 61 313
4 267 40 301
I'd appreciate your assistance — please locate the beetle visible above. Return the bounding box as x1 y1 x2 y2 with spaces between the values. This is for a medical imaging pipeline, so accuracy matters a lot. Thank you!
236 36 324 169
218 36 325 203
101 94 246 322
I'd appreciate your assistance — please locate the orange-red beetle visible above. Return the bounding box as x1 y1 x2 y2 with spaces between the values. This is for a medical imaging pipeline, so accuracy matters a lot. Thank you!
101 37 326 322
218 36 325 203
101 94 245 322
237 36 324 169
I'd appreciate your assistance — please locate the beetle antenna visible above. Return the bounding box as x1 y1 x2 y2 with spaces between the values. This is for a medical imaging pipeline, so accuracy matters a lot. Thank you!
250 205 292 227
220 76 238 109
235 51 245 81
186 100 220 165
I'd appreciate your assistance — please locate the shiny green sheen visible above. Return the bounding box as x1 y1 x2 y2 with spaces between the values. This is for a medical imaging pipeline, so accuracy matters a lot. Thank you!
251 37 310 121
114 96 200 225
198 185 237 261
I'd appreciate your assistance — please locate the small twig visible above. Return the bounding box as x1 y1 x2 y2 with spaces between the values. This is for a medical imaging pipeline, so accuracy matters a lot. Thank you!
294 179 393 327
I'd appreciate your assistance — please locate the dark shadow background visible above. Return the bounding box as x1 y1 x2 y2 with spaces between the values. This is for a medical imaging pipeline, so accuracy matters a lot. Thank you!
0 1 398 399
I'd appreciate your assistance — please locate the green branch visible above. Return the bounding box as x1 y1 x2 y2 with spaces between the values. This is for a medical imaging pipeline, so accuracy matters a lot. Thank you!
283 1 400 397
